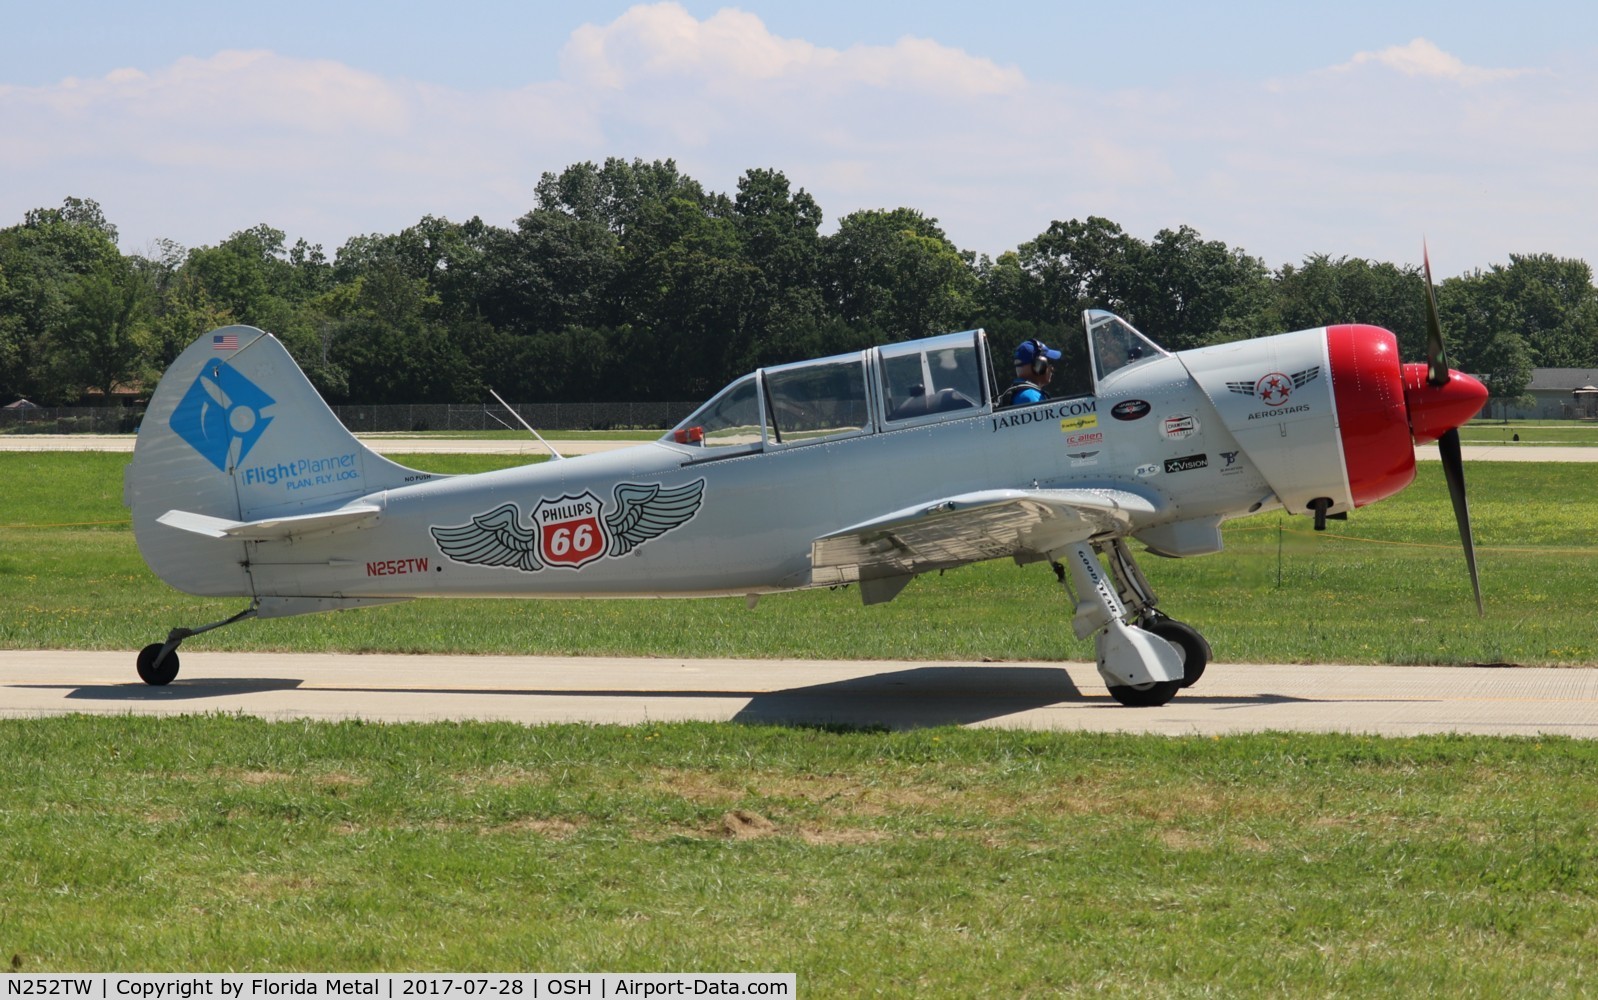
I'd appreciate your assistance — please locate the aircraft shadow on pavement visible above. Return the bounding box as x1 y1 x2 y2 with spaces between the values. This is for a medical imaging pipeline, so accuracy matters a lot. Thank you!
44 666 1085 723
732 665 1082 730
730 666 1319 730
26 666 1318 723
54 678 306 701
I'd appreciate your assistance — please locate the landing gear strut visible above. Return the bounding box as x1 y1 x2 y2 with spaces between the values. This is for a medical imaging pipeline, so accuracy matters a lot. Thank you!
135 603 258 686
1053 539 1209 707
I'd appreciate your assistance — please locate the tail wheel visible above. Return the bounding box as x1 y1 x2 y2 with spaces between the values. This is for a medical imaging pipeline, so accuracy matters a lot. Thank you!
136 644 180 686
1140 616 1210 688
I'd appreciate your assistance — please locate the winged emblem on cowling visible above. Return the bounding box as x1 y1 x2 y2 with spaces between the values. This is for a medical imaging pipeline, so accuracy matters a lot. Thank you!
430 479 706 571
1226 366 1320 405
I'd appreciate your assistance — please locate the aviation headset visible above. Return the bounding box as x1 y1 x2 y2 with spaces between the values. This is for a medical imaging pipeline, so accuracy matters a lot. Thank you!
1026 339 1053 376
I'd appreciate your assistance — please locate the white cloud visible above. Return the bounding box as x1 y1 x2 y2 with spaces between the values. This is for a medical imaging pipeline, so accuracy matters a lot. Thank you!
1336 38 1534 85
561 2 1023 97
4 50 411 144
563 5 822 90
0 10 1590 275
0 47 590 250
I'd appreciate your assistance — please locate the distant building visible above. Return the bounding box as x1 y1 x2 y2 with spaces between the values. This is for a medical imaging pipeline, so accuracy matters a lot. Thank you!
1497 368 1598 419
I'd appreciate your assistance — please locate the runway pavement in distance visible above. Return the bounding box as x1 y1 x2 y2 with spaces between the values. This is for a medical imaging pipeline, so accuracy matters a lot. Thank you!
3 435 1596 461
0 434 633 454
6 652 1597 738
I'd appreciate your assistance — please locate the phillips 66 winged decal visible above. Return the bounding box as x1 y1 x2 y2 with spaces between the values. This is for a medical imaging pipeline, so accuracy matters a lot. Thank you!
429 479 707 572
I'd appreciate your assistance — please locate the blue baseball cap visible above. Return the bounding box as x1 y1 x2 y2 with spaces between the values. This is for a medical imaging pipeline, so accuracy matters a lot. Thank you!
1015 339 1062 367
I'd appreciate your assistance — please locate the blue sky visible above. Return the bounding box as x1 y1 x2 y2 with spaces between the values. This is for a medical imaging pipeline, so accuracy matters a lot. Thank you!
4 1 1595 276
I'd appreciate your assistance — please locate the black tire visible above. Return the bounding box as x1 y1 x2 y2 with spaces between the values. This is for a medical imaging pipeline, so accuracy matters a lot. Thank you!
1107 680 1180 707
136 643 179 686
1141 616 1211 688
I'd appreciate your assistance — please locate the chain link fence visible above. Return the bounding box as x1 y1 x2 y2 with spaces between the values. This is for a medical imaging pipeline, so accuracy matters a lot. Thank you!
1 402 699 434
0 406 144 433
330 401 698 432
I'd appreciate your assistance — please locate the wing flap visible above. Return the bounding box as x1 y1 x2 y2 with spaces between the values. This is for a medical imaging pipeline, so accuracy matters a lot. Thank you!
810 488 1157 589
158 503 382 541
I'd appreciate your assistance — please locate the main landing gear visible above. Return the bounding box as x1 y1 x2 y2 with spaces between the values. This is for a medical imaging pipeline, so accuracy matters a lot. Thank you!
1054 539 1210 707
135 603 259 686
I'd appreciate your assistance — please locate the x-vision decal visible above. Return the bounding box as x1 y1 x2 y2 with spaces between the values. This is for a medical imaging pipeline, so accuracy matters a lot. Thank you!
430 479 707 572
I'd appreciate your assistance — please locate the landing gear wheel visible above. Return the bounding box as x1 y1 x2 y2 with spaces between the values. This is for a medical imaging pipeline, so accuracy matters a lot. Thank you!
1107 680 1180 708
1141 616 1210 688
136 644 179 686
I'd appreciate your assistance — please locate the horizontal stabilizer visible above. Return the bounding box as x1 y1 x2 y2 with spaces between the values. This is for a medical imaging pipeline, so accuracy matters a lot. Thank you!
157 503 382 542
811 488 1157 591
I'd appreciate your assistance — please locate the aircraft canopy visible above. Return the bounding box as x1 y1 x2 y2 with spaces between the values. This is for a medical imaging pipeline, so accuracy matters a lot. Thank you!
665 330 991 452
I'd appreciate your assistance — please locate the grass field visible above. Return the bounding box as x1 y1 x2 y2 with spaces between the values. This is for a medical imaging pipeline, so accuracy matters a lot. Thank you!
1462 420 1598 446
4 716 1598 994
1 452 1595 665
4 452 1598 988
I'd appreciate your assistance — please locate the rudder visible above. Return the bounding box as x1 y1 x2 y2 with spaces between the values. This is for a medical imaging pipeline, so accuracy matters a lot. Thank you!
126 325 430 596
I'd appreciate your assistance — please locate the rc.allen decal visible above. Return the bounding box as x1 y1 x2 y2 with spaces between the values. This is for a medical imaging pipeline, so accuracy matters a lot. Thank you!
430 479 706 572
1110 399 1151 421
990 398 1096 433
1227 367 1320 420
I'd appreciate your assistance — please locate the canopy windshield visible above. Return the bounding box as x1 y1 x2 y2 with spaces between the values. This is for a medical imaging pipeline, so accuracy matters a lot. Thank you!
1084 310 1168 387
666 373 762 448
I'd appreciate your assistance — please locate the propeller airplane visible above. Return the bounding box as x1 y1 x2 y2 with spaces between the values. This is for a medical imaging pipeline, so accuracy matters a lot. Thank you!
123 256 1487 706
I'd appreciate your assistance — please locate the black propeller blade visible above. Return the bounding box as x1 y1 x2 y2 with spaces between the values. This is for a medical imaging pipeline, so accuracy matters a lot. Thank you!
1423 245 1450 388
1421 246 1484 615
1437 426 1484 615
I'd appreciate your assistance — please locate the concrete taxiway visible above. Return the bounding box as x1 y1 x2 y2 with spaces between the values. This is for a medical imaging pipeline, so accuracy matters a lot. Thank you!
5 652 1596 738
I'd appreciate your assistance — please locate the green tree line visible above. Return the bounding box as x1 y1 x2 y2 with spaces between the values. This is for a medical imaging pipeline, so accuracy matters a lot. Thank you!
4 161 1595 408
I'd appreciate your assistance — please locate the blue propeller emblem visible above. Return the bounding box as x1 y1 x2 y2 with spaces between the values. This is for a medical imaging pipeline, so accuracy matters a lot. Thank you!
169 359 276 471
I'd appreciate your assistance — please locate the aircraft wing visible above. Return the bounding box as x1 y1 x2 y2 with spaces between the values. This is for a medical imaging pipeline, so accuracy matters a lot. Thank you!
811 488 1157 604
157 503 382 542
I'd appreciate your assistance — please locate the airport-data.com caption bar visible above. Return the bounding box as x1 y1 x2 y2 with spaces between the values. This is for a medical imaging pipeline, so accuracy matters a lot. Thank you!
4 975 795 999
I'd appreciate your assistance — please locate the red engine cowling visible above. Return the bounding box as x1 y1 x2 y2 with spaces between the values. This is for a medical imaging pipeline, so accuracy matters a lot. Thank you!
1326 323 1487 508
1326 324 1414 508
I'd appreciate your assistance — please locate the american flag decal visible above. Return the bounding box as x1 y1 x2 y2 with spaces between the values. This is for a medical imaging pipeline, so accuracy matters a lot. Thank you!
212 333 239 351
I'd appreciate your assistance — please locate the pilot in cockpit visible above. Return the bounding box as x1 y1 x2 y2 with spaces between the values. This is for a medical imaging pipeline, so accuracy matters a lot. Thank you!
996 338 1061 407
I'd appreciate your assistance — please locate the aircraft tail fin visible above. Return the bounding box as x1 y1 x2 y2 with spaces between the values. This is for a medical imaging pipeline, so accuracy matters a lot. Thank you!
125 325 437 596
